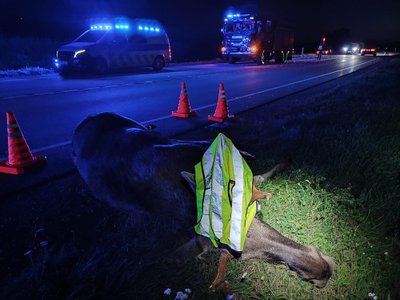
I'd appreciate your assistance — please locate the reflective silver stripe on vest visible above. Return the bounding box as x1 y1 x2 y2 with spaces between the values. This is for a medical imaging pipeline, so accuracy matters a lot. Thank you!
198 143 214 238
209 136 228 240
229 146 245 251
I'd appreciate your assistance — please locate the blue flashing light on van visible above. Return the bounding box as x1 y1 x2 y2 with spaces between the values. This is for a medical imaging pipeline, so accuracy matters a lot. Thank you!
54 17 171 75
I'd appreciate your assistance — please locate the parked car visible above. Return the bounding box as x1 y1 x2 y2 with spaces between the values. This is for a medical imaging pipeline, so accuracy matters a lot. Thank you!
360 46 377 56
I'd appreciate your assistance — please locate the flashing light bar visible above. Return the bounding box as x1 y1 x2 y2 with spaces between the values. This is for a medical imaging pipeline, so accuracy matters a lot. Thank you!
226 13 252 19
91 24 113 30
91 24 129 30
137 25 160 32
115 24 129 29
91 23 161 32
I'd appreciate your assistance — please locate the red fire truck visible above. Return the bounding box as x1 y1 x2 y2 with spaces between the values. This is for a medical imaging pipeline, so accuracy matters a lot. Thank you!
221 13 294 64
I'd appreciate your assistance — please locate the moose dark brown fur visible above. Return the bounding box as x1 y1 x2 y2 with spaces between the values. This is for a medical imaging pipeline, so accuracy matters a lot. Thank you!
72 112 334 291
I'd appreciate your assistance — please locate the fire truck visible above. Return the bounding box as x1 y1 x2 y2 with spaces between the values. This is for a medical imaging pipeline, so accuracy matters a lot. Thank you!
220 13 294 64
54 17 171 75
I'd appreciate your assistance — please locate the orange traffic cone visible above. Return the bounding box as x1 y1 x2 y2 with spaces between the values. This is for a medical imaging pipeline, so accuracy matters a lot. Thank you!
0 112 46 175
208 83 234 123
172 81 196 118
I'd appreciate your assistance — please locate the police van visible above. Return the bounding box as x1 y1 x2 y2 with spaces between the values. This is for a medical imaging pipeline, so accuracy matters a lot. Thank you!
55 18 171 74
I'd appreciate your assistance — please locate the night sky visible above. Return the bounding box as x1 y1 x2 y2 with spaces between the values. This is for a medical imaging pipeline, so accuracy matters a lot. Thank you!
1 0 399 60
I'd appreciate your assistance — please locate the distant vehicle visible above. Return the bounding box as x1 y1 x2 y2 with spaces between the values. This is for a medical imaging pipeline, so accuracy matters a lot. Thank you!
54 18 171 74
220 13 294 64
342 43 360 55
360 46 377 56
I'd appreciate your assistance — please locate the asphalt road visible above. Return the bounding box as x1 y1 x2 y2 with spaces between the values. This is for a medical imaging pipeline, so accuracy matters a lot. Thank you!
0 55 379 159
0 55 380 195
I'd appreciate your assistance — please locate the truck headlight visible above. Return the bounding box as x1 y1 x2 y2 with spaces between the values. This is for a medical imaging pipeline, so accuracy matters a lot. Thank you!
74 49 86 58
249 46 257 53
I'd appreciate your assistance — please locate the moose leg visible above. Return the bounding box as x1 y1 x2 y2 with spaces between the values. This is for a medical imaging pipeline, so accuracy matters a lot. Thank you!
252 162 287 204
220 280 233 298
252 184 272 202
209 249 233 291
253 162 287 185
170 235 213 261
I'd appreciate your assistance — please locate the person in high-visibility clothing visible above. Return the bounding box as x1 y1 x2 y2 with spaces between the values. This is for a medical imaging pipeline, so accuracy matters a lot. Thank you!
194 133 257 257
317 42 323 60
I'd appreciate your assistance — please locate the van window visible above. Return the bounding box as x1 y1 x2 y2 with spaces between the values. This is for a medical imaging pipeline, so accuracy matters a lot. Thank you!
147 35 168 45
106 31 128 46
128 34 147 44
75 30 107 43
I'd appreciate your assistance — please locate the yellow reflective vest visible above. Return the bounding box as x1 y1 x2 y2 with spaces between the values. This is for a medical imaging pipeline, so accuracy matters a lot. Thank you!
194 133 256 256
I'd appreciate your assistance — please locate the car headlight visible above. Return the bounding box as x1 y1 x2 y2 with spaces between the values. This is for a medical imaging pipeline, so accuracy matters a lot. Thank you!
74 49 86 58
342 47 348 52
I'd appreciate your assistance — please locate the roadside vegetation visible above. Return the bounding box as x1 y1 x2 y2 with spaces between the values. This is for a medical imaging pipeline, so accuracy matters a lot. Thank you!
0 34 60 74
0 58 399 299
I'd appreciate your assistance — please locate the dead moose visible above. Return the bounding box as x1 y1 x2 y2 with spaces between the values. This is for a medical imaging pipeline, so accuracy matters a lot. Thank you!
72 112 334 293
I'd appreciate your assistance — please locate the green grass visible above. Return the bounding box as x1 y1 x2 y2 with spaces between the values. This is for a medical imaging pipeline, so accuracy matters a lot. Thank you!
225 169 398 299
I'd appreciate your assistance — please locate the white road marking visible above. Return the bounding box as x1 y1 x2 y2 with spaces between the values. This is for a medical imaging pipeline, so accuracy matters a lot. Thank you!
0 58 377 160
33 141 72 152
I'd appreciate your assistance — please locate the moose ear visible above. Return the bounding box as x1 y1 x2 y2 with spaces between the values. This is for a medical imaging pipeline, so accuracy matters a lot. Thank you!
181 171 196 193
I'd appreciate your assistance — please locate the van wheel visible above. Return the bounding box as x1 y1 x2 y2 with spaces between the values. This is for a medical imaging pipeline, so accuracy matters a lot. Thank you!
94 57 108 74
153 56 165 71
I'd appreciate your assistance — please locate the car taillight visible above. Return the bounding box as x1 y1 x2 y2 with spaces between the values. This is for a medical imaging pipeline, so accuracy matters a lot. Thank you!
371 48 376 52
